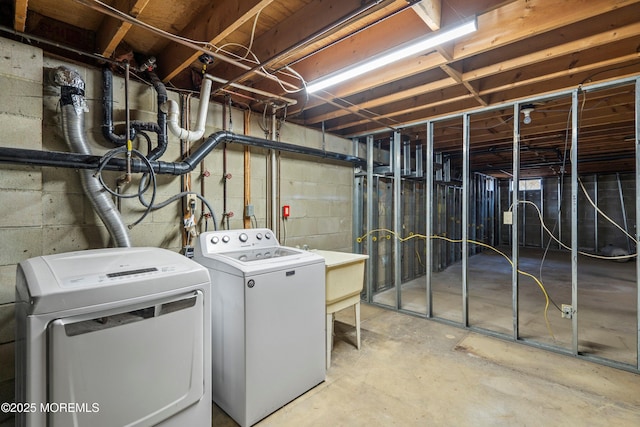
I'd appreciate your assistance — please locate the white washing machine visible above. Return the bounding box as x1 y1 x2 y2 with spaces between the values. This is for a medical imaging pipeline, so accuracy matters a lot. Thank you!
193 228 325 427
15 247 211 427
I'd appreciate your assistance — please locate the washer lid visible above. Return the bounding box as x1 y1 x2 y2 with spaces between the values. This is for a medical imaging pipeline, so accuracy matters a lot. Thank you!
18 247 210 314
218 247 303 263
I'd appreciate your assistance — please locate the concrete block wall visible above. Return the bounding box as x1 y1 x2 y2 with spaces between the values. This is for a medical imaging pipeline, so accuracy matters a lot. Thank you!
498 174 637 252
0 38 43 423
0 36 355 420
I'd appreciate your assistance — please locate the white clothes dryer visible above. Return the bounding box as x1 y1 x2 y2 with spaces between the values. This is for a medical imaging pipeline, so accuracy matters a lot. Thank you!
15 247 211 427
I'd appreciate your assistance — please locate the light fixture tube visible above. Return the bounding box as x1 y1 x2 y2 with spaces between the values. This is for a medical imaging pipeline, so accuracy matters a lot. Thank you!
306 17 477 93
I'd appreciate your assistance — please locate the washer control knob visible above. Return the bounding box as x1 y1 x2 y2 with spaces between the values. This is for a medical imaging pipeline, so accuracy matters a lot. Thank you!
210 236 220 244
265 232 271 240
239 233 248 242
256 233 263 240
222 235 230 243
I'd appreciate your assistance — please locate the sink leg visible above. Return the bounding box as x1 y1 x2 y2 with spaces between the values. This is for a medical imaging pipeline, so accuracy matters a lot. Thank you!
326 313 333 370
355 302 361 350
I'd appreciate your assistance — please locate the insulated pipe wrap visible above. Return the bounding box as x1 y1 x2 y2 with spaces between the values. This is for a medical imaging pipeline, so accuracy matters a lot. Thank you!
52 66 132 248
48 66 87 116
61 104 132 247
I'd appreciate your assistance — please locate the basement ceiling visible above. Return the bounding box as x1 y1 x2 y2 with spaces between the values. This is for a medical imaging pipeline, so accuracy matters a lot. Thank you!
2 0 640 178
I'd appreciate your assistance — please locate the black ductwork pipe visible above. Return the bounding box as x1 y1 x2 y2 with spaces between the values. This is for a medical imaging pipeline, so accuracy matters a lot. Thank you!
102 66 134 145
0 130 366 174
101 68 168 161
144 71 168 161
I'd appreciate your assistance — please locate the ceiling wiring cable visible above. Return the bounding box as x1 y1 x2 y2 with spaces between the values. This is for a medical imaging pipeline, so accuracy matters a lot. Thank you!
243 6 263 60
212 5 264 62
77 0 212 48
356 228 556 339
74 0 304 94
213 39 308 95
578 60 640 87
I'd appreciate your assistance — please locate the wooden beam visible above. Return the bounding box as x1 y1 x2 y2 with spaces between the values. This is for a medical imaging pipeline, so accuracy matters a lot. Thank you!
436 46 487 106
454 0 640 60
306 77 458 124
14 0 28 32
327 93 475 132
463 20 640 82
96 0 151 58
410 0 441 30
158 0 276 83
209 0 410 95
303 0 640 134
480 54 640 98
303 0 640 105
254 0 400 70
306 16 640 126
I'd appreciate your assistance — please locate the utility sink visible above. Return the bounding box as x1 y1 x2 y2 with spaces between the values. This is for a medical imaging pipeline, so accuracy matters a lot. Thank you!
311 250 368 369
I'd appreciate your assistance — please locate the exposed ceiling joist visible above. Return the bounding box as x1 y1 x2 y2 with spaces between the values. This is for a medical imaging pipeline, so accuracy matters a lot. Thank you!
14 0 28 32
410 0 441 31
5 0 639 177
96 0 151 57
158 0 276 83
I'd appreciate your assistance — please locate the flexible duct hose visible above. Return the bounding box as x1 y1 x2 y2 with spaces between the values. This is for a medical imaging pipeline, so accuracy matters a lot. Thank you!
52 66 132 248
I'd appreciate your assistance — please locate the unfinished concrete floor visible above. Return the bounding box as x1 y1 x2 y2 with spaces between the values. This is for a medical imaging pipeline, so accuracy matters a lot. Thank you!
213 303 640 426
374 247 638 366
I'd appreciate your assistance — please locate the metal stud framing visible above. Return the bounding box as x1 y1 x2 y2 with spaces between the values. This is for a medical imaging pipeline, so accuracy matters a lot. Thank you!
393 131 402 310
426 122 434 318
571 89 579 355
359 75 640 373
636 76 640 371
512 103 521 340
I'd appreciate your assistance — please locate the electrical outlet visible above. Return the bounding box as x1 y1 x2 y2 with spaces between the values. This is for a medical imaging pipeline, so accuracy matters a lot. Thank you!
503 211 513 225
561 304 573 319
244 204 254 217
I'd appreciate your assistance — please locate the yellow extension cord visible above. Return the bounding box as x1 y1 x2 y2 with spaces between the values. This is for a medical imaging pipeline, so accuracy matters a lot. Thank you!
356 228 556 340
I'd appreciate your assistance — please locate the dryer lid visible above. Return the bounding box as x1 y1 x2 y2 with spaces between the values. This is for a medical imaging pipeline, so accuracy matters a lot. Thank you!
17 247 210 314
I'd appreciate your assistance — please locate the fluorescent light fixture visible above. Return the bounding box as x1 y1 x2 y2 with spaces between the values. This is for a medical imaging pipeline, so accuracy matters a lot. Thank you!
306 17 477 93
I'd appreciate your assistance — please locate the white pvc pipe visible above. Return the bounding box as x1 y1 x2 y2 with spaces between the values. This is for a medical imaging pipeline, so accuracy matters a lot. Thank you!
165 75 213 142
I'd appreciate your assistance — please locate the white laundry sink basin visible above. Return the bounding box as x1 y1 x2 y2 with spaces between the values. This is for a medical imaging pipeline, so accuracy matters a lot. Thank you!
311 250 368 311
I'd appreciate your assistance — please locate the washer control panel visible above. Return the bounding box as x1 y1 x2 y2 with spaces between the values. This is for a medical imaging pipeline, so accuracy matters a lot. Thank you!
200 228 278 253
